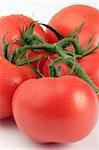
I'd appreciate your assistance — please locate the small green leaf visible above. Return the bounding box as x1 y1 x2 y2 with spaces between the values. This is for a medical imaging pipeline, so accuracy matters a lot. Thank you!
82 36 93 51
81 43 99 57
25 22 35 35
2 34 12 60
49 63 55 77
68 21 85 38
7 50 12 62
75 34 80 46
2 34 8 58
11 46 18 64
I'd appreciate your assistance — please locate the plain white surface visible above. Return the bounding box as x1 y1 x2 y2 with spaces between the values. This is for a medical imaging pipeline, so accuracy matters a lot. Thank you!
0 0 99 149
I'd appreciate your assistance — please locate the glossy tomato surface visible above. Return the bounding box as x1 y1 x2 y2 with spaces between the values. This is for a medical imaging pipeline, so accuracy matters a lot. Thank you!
79 54 99 90
46 5 99 49
0 56 36 119
13 76 98 143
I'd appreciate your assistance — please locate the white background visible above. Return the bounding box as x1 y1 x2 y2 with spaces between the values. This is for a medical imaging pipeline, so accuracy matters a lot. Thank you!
0 0 99 150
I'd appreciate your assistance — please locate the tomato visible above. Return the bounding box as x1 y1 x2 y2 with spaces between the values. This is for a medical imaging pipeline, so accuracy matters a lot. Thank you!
12 76 98 143
41 54 70 77
79 54 99 92
46 5 99 49
0 15 47 60
0 56 36 119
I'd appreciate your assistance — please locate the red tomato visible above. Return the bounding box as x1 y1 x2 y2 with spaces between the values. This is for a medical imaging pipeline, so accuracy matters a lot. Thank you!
0 15 47 59
46 5 99 49
79 54 99 92
42 54 70 77
0 56 36 119
12 76 98 143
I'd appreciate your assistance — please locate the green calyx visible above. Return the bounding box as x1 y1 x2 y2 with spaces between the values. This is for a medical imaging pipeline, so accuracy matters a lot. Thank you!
16 22 46 46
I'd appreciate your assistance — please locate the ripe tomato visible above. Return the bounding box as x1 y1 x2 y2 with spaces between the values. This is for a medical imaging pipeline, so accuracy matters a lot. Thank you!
0 56 36 119
0 15 47 60
12 76 98 143
42 54 70 77
46 5 99 49
79 54 99 92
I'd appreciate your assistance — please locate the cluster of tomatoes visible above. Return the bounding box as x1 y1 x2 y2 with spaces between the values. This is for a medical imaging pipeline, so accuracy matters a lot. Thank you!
0 5 99 144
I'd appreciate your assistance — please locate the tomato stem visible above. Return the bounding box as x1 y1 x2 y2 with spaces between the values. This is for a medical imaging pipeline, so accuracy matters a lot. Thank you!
57 37 82 55
15 54 50 66
28 63 44 78
53 45 99 93
19 43 99 93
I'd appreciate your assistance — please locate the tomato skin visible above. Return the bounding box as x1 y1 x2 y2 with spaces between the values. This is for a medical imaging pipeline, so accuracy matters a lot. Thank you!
0 56 36 119
42 54 70 77
92 48 99 55
46 5 99 49
79 54 99 91
12 76 98 143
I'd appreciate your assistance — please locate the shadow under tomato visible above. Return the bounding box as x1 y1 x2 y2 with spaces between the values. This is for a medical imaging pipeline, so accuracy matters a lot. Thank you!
0 117 16 128
34 141 71 150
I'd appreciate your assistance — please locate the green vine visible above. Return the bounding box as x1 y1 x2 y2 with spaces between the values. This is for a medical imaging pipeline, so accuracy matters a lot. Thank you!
1 22 99 94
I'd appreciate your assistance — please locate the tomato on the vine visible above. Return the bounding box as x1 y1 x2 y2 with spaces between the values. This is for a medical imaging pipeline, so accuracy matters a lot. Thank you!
12 76 98 143
46 5 99 49
0 15 48 60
